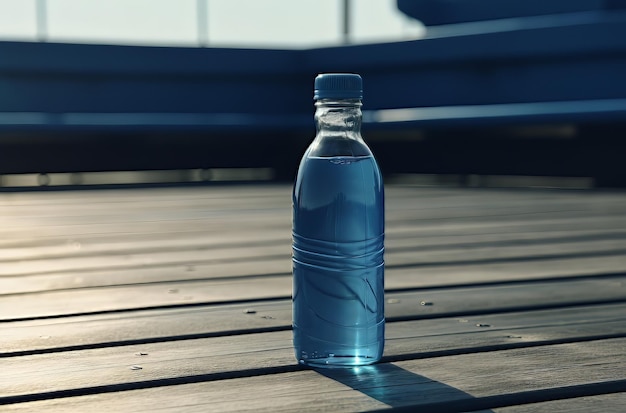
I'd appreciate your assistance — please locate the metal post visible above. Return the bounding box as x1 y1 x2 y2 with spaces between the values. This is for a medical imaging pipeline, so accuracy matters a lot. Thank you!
197 0 209 47
342 0 351 44
36 0 47 42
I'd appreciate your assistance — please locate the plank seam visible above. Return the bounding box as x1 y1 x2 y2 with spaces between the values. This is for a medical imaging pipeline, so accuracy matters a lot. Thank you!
0 254 289 277
0 272 293 297
0 241 288 263
3 231 626 264
1 339 625 407
0 364 306 406
3 290 626 324
385 297 626 323
3 321 626 360
0 294 291 323
380 333 626 364
3 247 626 278
385 271 626 293
0 325 293 358
387 248 626 270
3 267 626 300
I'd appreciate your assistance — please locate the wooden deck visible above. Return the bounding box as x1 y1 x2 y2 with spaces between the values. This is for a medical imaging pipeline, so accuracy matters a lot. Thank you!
1 183 626 412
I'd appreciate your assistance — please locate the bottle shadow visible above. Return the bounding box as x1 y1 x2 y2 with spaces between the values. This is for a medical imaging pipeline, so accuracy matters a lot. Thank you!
315 363 494 412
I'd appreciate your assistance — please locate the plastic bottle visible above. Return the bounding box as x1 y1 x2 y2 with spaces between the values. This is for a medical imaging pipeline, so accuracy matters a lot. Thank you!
292 73 385 367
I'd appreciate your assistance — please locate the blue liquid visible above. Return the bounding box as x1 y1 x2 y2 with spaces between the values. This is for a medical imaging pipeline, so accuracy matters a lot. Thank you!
292 154 385 367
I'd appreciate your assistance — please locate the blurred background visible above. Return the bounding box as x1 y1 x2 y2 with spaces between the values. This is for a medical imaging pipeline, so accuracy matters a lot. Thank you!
1 0 625 188
0 0 425 47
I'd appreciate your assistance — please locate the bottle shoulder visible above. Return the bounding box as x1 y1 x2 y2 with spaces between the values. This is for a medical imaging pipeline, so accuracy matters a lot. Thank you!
308 134 373 158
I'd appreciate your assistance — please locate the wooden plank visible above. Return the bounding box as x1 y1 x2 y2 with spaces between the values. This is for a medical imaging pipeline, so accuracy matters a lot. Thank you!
3 220 626 298
0 186 291 242
2 186 625 241
2 191 622 236
3 186 625 258
1 252 625 321
2 231 625 285
486 392 626 413
0 275 287 322
4 185 619 210
2 186 623 222
2 256 626 321
2 335 624 412
3 212 626 296
3 213 625 266
0 242 290 277
3 189 615 225
3 277 625 354
2 228 625 299
2 303 626 398
2 185 626 412
3 222 626 264
2 186 625 267
0 185 289 214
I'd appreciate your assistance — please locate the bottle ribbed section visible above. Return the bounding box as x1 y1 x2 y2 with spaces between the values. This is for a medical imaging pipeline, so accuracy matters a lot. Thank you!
292 233 384 271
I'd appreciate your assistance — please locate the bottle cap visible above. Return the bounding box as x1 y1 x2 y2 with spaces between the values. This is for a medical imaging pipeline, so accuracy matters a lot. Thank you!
314 73 363 100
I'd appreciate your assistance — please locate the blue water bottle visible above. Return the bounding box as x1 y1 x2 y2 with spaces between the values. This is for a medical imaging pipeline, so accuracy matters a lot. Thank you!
292 73 385 367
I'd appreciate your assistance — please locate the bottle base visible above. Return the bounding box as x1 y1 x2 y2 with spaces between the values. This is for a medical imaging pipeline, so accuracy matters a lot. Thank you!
298 355 380 368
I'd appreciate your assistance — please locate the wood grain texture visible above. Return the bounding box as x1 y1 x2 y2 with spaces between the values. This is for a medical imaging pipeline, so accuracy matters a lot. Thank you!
2 231 624 278
3 257 626 321
2 185 625 299
3 246 626 301
2 303 626 402
487 392 626 412
2 338 625 412
3 278 625 355
2 184 626 412
3 185 625 242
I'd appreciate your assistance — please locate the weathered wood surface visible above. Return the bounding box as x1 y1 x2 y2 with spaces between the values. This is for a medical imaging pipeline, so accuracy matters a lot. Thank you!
3 304 626 398
486 392 626 413
1 184 625 412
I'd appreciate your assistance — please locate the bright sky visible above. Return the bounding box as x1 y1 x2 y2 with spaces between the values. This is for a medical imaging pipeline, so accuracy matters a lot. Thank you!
0 0 424 48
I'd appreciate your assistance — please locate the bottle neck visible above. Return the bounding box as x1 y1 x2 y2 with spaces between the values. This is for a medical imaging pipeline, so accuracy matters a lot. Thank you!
314 99 362 137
